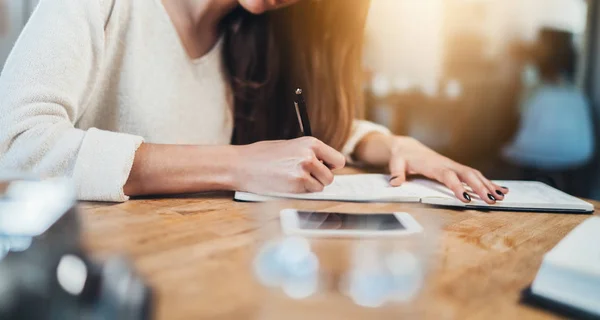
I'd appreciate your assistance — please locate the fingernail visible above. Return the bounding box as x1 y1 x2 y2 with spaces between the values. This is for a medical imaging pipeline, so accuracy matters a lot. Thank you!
501 186 509 190
488 193 496 201
495 190 504 196
463 192 471 202
389 176 399 182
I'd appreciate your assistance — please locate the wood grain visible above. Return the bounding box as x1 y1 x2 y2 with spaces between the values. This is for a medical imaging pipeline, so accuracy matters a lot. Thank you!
79 172 598 320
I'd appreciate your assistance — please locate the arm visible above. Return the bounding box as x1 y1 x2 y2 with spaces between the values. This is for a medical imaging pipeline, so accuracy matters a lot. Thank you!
0 0 143 201
124 137 346 196
123 144 238 196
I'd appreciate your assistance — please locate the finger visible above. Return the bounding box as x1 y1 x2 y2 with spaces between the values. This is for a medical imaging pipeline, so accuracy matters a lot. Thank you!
497 184 510 194
303 158 335 186
458 170 496 204
437 170 472 203
308 138 346 170
389 157 407 187
302 174 325 193
475 171 506 200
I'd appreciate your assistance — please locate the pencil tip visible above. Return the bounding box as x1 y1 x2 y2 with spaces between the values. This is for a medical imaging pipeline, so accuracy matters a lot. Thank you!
295 88 302 95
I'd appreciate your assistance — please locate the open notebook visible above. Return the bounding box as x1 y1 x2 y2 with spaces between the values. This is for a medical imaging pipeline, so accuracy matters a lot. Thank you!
234 174 594 213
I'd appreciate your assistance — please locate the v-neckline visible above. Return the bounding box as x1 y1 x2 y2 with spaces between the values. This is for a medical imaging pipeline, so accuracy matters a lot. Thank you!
153 0 224 65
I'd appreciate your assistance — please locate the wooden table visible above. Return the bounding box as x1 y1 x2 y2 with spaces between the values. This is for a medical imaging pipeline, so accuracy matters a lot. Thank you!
79 172 599 320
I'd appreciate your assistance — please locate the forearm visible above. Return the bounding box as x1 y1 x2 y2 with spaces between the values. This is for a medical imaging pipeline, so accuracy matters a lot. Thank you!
123 143 239 196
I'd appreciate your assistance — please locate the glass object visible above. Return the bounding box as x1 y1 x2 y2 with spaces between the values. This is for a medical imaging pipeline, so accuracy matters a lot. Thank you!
250 201 448 320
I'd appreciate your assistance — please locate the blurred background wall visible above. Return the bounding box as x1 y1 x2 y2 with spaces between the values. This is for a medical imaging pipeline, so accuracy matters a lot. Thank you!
364 0 588 84
364 0 596 199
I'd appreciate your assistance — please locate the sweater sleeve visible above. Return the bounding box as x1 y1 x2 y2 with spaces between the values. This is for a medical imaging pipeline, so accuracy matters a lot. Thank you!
341 119 391 163
0 0 143 202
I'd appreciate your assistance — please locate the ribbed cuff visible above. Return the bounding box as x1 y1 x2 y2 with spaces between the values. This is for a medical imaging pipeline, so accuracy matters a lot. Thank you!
72 128 144 202
342 120 391 163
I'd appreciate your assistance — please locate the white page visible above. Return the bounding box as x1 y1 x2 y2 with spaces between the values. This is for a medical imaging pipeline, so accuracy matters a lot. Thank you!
235 174 422 202
418 179 594 212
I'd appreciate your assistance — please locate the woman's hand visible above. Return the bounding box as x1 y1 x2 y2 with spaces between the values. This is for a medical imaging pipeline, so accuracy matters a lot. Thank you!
233 137 346 194
388 136 507 204
354 133 508 204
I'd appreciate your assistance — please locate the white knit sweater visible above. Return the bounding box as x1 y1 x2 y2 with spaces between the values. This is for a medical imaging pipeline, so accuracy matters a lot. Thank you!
0 0 390 202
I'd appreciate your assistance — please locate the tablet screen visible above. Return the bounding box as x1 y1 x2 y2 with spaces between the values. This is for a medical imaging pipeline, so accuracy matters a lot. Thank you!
297 212 405 231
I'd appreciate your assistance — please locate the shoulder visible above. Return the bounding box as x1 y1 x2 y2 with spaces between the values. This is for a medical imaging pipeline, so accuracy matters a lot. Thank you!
96 0 161 31
33 0 120 28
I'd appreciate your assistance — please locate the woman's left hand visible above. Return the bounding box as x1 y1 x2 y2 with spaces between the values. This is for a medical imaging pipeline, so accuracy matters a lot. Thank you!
387 136 508 204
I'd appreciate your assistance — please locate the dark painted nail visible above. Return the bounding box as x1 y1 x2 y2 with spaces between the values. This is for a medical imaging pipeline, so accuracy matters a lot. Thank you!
496 190 504 196
501 186 509 190
488 193 496 201
463 192 471 202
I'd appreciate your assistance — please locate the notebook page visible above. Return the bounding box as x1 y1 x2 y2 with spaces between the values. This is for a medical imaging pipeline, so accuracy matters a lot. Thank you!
417 179 594 212
493 181 589 206
234 174 422 202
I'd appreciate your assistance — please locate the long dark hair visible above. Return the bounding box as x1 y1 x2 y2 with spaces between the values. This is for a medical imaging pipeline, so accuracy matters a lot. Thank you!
222 0 371 150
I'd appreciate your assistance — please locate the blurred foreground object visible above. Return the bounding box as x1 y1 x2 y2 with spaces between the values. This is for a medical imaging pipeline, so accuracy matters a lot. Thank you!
0 178 153 320
525 217 600 318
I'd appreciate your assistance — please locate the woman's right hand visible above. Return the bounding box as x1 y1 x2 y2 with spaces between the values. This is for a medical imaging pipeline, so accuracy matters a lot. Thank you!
233 137 346 194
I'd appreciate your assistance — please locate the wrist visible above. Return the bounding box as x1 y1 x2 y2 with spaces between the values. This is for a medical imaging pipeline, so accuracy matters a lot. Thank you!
388 136 417 157
215 145 243 191
354 132 395 166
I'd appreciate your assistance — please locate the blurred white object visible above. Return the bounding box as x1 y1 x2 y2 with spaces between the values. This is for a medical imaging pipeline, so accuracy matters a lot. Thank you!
392 76 414 93
386 250 423 302
420 81 439 98
253 241 285 287
57 254 88 296
344 241 424 308
531 217 600 316
281 251 319 299
345 241 390 308
444 79 462 100
253 236 319 299
0 178 76 236
371 73 392 97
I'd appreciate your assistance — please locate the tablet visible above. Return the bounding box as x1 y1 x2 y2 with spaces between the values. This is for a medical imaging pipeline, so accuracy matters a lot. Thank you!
280 209 423 238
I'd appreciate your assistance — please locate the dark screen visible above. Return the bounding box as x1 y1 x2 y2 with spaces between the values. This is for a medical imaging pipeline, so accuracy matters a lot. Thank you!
297 212 405 231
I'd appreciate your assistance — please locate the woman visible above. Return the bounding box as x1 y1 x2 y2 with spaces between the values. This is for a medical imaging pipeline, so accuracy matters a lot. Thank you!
0 0 506 203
